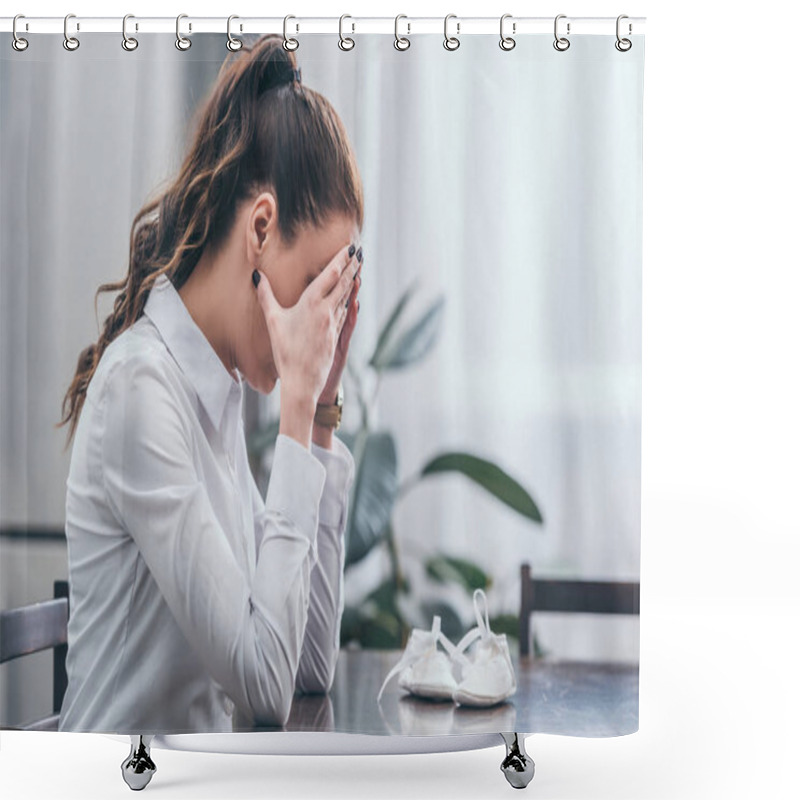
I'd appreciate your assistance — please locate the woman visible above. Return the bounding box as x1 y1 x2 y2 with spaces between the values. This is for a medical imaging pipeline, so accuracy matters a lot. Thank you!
55 35 364 733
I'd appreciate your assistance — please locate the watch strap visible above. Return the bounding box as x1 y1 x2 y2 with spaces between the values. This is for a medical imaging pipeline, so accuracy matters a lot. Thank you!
314 386 343 429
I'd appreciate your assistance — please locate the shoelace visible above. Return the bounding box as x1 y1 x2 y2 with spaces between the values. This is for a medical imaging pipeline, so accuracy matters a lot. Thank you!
448 587 493 667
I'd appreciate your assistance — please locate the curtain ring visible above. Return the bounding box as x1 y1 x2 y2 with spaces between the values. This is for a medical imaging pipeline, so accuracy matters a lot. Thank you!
615 15 632 52
499 13 516 51
394 14 410 51
227 15 243 51
444 13 460 51
338 14 355 51
553 14 570 51
12 14 29 52
122 15 138 51
283 15 299 51
63 13 80 51
176 14 191 50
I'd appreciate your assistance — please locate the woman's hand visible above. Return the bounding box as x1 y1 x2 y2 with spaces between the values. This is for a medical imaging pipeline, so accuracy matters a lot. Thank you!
253 243 361 409
318 256 361 406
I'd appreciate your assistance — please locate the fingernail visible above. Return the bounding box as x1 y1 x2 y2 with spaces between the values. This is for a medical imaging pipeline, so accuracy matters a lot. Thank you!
357 299 360 312
348 244 356 257
252 269 260 288
345 298 350 308
356 246 362 263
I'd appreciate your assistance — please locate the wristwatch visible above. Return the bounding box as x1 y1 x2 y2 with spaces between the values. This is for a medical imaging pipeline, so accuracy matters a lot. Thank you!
314 384 343 429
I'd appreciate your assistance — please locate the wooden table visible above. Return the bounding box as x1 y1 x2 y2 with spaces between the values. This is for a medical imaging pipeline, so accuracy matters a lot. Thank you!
241 648 639 738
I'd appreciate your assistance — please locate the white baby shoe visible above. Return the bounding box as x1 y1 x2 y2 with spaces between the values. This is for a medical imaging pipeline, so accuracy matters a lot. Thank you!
448 588 518 708
377 614 459 703
376 589 517 708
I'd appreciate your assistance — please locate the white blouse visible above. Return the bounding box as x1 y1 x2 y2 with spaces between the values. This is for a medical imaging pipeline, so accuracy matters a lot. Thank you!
58 272 355 734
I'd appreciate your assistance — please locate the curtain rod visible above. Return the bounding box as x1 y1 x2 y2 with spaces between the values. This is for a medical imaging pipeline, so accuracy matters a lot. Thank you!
1 16 646 36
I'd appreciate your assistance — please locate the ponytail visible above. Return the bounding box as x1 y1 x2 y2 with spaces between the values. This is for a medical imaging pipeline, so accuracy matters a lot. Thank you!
58 33 364 448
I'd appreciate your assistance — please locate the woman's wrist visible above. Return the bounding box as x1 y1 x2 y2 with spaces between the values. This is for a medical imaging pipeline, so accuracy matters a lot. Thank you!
313 384 341 449
279 387 316 449
317 387 337 405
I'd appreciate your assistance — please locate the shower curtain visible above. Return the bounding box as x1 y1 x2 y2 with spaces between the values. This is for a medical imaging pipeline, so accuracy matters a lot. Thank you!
1 23 644 742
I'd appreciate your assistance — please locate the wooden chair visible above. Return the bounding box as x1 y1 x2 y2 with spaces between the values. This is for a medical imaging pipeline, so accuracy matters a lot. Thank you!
0 579 69 730
519 563 639 657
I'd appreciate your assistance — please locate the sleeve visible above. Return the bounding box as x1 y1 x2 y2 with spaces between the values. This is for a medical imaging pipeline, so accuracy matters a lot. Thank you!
250 434 357 694
99 356 327 727
294 436 357 694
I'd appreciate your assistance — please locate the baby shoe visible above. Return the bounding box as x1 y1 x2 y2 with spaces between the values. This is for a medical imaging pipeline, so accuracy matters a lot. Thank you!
377 614 460 703
448 588 518 708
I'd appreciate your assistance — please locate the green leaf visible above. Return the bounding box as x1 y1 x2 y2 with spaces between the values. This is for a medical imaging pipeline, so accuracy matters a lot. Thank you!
425 554 491 592
369 294 446 372
341 599 409 650
340 605 363 646
420 599 466 643
420 452 543 524
360 610 406 649
488 613 519 640
368 280 419 369
338 430 398 567
364 576 408 616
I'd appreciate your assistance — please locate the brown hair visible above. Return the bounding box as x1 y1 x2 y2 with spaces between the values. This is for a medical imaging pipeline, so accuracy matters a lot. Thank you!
57 34 364 448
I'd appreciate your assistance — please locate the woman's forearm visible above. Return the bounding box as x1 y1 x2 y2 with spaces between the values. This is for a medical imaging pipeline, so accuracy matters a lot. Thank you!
279 387 316 450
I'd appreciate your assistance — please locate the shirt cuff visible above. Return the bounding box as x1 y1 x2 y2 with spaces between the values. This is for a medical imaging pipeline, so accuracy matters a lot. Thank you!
264 434 327 545
310 435 356 529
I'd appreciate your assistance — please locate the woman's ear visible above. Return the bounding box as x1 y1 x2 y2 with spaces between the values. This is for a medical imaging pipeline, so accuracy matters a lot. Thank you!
248 191 278 258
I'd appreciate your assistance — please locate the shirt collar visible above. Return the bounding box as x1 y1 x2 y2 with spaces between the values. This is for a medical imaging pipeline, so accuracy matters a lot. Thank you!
143 272 242 434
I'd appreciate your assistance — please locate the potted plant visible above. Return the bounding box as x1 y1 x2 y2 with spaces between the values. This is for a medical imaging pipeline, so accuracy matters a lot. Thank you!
248 279 544 650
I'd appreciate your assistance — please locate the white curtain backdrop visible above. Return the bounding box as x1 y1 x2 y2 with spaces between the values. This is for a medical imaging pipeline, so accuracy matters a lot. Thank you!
278 35 642 644
1 33 642 664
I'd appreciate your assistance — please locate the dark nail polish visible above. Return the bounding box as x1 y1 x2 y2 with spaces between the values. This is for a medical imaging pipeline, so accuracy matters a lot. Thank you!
252 269 260 288
345 298 349 308
357 299 360 311
356 247 363 263
348 244 356 257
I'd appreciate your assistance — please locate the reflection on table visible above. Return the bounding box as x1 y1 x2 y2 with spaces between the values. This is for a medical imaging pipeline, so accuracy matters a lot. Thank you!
242 648 638 737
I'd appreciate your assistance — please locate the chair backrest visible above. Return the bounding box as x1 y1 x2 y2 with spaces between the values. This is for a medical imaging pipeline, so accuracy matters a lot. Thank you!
518 562 639 657
0 580 69 729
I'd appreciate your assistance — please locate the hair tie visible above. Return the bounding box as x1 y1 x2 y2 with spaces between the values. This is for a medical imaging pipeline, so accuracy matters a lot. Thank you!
256 65 302 97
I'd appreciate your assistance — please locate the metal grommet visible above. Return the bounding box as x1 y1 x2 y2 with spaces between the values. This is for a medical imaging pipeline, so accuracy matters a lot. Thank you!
122 14 138 51
499 13 516 51
394 14 410 51
175 14 191 50
443 13 460 51
63 13 80 51
12 14 29 52
283 15 299 51
227 15 243 51
338 14 355 51
615 14 632 52
553 14 570 52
